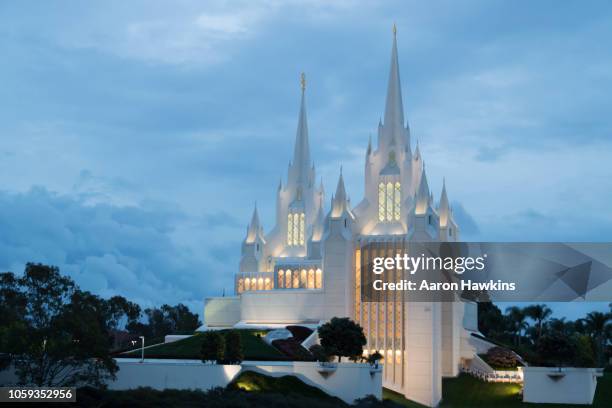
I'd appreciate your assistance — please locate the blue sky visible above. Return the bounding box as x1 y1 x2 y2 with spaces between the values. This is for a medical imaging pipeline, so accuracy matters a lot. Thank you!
0 1 611 320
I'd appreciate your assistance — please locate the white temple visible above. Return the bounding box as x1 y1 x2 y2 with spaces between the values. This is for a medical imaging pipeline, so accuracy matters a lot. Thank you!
204 27 480 407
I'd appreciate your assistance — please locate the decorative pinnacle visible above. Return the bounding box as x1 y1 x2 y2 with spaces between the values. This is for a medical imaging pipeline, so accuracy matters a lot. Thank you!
300 72 306 91
393 23 397 36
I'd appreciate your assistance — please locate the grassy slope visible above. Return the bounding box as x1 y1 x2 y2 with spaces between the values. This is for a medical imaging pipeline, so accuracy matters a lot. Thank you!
119 330 285 361
230 370 345 404
385 374 611 408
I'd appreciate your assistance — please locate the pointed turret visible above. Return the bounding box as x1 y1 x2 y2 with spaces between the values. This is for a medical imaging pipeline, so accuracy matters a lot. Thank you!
245 203 264 243
289 73 311 186
331 167 350 217
311 195 326 241
438 178 450 227
415 165 430 215
383 24 405 138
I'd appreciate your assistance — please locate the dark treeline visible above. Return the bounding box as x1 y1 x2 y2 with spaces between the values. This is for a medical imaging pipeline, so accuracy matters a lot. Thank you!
0 263 201 386
479 303 611 367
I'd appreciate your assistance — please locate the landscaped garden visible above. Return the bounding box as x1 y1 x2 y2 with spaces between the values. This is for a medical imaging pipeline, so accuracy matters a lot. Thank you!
384 372 612 408
119 329 286 361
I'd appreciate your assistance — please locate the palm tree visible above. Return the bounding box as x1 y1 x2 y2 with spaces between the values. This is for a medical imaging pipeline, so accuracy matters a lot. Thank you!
524 304 553 339
582 311 611 366
506 306 528 346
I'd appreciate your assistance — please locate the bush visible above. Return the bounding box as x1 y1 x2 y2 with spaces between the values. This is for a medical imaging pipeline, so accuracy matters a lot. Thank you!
224 330 244 364
366 351 383 368
200 331 224 364
535 334 576 367
318 317 366 362
485 347 518 369
286 326 313 342
272 338 314 361
574 335 596 368
309 344 330 363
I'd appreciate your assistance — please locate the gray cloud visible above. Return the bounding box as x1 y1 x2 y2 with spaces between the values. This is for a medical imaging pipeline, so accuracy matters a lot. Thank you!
0 187 238 316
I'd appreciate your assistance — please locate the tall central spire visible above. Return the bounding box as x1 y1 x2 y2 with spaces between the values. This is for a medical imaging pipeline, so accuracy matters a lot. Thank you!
291 72 311 185
383 24 405 135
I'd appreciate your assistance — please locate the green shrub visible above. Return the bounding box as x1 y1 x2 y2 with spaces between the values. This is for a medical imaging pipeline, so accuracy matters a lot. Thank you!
224 330 244 364
200 331 224 364
485 347 518 369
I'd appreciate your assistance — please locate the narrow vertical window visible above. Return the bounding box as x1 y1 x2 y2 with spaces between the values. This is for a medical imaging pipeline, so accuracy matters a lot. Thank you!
238 278 244 294
285 269 292 288
378 183 385 221
394 182 401 220
245 278 251 291
257 277 264 291
293 214 299 245
287 214 293 245
278 270 284 288
265 278 272 290
300 269 307 288
287 211 305 246
379 181 401 222
315 268 322 289
308 269 315 288
386 182 393 221
299 213 305 245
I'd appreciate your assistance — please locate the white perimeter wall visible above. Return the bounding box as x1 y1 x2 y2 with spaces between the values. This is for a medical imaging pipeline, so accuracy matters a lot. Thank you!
523 367 602 405
239 291 346 323
108 359 381 405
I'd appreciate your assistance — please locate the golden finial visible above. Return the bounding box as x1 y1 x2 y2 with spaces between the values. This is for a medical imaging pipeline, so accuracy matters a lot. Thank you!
392 22 397 36
300 72 306 91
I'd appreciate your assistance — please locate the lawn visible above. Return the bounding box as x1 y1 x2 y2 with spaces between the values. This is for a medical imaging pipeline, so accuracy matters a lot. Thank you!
384 373 612 408
118 330 285 361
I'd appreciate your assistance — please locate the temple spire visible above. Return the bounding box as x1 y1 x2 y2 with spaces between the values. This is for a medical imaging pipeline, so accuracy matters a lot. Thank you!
246 203 263 243
439 178 450 227
331 167 349 217
383 24 404 135
290 72 311 185
415 164 430 215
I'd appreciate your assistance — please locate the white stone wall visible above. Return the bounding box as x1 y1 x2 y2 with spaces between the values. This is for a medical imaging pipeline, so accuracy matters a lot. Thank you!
523 367 602 405
204 296 241 327
106 359 381 405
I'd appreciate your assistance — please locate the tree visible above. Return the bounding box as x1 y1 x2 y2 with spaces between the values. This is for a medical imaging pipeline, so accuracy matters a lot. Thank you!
582 311 611 367
505 306 528 346
127 303 201 340
367 351 383 368
317 317 366 363
200 331 224 364
224 331 243 364
524 304 552 339
309 344 330 363
477 302 506 338
536 334 576 367
574 335 596 368
0 263 118 386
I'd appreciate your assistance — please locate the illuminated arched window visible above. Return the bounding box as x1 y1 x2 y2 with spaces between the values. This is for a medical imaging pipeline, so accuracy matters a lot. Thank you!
285 269 292 288
300 269 307 288
378 181 401 222
293 272 300 289
287 212 305 246
238 278 244 293
264 278 272 290
308 269 315 288
278 270 284 288
257 277 264 291
244 278 251 291
315 268 322 289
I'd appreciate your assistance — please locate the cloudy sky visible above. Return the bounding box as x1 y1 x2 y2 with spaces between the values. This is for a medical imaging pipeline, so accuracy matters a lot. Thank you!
1 1 611 320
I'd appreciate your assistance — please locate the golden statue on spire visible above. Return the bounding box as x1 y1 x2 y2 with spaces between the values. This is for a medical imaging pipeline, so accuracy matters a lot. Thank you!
300 72 306 91
393 22 397 36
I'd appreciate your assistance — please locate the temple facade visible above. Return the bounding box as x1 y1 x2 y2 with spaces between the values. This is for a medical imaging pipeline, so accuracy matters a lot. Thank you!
203 28 479 407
